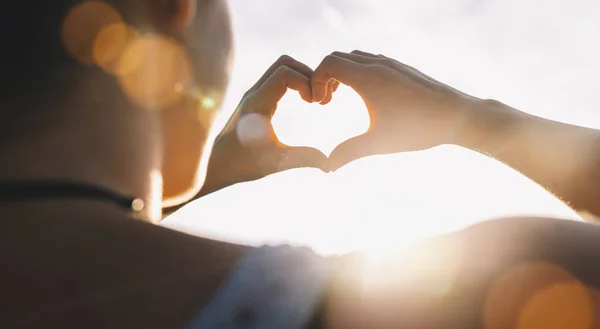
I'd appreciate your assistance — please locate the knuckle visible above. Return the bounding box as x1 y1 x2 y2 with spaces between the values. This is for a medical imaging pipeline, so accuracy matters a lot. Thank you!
273 66 293 82
376 58 394 68
351 49 362 54
277 54 294 65
323 54 337 65
370 62 388 71
238 92 261 114
243 91 259 106
330 51 344 57
274 65 291 76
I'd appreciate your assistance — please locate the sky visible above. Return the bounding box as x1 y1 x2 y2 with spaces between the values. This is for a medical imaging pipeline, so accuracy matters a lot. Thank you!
162 0 600 256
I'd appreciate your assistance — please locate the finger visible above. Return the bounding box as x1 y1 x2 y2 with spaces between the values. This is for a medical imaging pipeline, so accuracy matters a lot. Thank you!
331 51 446 97
248 55 314 95
328 134 376 172
348 50 422 79
332 80 340 92
332 51 405 80
370 54 445 89
347 50 431 83
320 80 336 105
256 65 313 113
350 51 443 91
331 51 380 65
277 146 330 173
350 49 381 58
312 54 367 103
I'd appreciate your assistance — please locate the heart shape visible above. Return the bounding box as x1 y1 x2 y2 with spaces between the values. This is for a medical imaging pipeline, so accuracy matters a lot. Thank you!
272 84 370 157
221 54 381 180
231 83 371 178
222 50 461 190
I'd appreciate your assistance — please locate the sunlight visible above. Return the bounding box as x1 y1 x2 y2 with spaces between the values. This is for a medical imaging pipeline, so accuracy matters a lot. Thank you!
162 0 588 258
273 85 369 156
164 83 579 257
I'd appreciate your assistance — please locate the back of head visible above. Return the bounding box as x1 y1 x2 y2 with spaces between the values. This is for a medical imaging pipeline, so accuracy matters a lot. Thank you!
1 0 232 123
1 1 79 131
0 0 234 207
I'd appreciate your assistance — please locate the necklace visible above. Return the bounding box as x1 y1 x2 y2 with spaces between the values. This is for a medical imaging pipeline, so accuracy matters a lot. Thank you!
0 180 144 213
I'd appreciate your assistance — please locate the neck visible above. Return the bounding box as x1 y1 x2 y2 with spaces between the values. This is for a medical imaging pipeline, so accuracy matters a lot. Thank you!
0 90 164 222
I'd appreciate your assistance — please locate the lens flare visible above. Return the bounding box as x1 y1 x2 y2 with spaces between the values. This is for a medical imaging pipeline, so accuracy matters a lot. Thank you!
62 1 123 65
201 96 217 110
117 35 193 110
92 22 130 74
62 2 196 111
236 113 271 147
484 261 596 329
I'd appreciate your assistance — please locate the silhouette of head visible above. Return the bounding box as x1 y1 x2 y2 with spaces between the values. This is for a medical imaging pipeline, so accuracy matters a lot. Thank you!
1 0 234 207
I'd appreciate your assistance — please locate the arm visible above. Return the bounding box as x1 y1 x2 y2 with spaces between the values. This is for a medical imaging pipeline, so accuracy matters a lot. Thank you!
163 55 328 218
457 99 600 218
324 217 600 329
310 50 600 219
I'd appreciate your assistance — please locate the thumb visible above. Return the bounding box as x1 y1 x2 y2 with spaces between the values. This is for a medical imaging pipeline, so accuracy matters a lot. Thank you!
277 146 330 173
328 134 373 172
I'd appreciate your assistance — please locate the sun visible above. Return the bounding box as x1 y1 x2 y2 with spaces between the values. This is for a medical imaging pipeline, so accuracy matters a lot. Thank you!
162 3 581 256
163 84 579 258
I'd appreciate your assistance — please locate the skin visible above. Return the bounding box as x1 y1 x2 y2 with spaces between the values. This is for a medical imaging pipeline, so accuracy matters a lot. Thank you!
0 1 331 328
3 0 600 327
194 48 600 327
165 55 330 214
0 0 312 327
309 50 600 218
307 50 600 328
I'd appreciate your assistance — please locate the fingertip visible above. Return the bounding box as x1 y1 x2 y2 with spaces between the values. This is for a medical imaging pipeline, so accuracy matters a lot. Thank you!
310 79 328 103
312 90 326 103
319 91 333 105
332 81 340 92
328 139 358 172
329 157 345 172
320 81 336 105
326 154 342 172
317 156 331 173
300 91 315 103
279 146 329 172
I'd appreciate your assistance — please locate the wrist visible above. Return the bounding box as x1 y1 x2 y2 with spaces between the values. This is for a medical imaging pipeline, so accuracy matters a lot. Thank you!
453 98 527 154
199 133 242 196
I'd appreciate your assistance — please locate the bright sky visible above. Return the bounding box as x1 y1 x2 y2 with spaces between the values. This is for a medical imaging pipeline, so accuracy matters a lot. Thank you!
162 0 600 256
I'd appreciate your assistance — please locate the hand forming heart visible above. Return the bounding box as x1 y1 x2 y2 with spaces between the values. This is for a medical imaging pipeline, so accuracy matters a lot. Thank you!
201 51 478 196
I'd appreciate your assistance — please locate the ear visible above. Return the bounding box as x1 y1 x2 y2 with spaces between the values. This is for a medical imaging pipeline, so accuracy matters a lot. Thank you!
147 0 197 31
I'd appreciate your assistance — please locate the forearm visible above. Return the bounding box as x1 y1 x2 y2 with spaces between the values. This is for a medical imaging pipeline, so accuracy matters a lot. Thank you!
196 134 243 197
457 99 600 218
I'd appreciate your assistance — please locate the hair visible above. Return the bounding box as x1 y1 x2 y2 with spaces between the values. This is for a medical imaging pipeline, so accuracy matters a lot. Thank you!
0 2 81 142
2 2 78 92
0 0 231 140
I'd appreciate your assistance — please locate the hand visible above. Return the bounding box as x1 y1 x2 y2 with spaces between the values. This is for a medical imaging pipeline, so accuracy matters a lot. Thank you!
312 50 478 171
201 55 330 196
